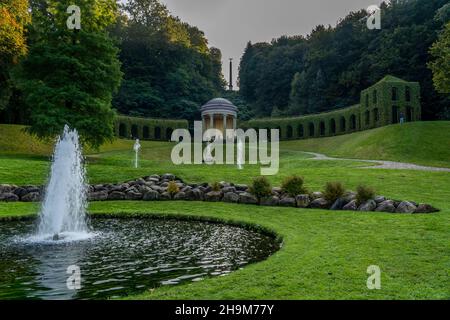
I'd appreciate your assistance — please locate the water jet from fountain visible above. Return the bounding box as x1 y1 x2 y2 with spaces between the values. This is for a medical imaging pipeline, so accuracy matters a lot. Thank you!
34 125 92 242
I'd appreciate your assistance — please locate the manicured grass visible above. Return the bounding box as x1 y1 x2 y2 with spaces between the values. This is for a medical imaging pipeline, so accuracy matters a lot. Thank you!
0 123 449 299
283 121 450 168
0 201 449 300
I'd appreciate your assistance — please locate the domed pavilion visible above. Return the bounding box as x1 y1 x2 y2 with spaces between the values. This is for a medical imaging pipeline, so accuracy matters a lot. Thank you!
200 98 238 139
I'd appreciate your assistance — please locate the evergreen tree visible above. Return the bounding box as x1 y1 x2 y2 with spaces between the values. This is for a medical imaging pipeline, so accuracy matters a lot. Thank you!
15 0 122 148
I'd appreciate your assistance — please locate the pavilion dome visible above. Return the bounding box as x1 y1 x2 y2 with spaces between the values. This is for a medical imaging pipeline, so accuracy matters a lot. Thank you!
200 98 238 114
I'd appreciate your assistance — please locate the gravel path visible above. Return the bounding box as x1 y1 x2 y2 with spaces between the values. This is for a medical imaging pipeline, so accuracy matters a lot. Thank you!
303 152 450 172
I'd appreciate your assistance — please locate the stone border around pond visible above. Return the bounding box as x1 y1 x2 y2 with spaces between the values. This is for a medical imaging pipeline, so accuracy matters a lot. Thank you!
0 174 438 214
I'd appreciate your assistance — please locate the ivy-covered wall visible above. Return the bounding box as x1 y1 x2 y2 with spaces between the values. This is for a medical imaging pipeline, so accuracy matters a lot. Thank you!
240 105 361 140
240 75 421 140
360 75 421 131
115 115 188 141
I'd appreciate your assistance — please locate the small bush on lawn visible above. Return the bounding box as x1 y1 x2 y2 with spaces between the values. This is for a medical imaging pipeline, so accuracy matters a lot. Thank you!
167 181 180 198
356 185 375 205
324 182 346 203
281 175 306 197
210 181 221 192
249 176 272 202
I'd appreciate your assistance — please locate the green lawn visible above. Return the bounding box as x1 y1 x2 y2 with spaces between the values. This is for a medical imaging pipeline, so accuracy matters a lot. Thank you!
0 123 449 299
283 121 450 168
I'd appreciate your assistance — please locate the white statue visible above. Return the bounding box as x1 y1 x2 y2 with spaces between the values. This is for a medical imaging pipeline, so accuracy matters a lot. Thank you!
133 139 141 168
204 139 215 164
237 138 244 170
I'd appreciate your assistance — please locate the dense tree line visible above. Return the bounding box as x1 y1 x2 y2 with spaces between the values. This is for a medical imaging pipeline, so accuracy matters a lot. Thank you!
0 0 225 145
238 0 450 120
111 0 225 122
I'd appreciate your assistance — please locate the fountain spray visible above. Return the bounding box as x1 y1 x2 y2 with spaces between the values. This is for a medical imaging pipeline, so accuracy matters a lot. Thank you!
37 125 89 241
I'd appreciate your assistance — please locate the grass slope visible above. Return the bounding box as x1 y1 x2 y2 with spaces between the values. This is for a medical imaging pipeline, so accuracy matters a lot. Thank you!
0 123 449 299
1 201 448 300
283 121 450 168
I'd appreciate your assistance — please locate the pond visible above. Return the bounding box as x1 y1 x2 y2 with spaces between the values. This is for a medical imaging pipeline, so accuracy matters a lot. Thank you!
0 218 279 300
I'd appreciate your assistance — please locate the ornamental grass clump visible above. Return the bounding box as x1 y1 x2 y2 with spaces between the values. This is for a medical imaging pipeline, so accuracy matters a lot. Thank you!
167 181 180 198
324 181 346 203
210 181 221 192
356 185 375 205
281 175 306 197
249 176 272 202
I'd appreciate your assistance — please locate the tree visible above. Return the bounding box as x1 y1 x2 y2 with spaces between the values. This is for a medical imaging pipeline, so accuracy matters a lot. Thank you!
238 0 450 120
429 22 450 94
15 0 122 147
112 0 224 121
289 71 308 115
0 0 30 110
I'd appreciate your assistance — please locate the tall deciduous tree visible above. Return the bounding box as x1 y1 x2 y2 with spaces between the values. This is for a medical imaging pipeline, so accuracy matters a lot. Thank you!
238 0 449 120
0 0 30 110
429 23 450 94
15 0 122 148
113 0 225 121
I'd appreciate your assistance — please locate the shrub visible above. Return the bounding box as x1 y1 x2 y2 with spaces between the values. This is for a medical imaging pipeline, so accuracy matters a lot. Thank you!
324 182 346 203
249 176 272 201
210 181 221 192
356 185 375 205
281 175 306 197
167 181 180 198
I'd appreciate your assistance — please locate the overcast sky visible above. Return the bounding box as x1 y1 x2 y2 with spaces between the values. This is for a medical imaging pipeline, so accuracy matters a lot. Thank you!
160 0 387 89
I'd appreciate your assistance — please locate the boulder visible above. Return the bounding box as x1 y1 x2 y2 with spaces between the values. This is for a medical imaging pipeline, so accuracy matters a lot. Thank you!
238 192 258 205
310 198 329 209
375 200 396 213
296 194 310 208
272 187 282 194
150 185 164 193
108 191 126 200
222 186 237 194
279 197 296 207
358 200 377 212
181 186 192 193
162 173 176 181
343 200 358 211
374 196 386 204
125 191 142 200
396 201 417 214
223 192 239 203
311 192 323 200
0 193 19 202
414 204 439 214
330 198 349 211
13 187 28 198
235 184 248 192
160 192 171 200
88 191 108 201
260 196 280 206
205 191 222 202
185 189 204 201
143 190 160 201
173 192 186 200
0 184 16 194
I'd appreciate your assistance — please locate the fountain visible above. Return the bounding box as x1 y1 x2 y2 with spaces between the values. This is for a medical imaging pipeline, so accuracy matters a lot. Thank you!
133 139 141 168
35 125 91 242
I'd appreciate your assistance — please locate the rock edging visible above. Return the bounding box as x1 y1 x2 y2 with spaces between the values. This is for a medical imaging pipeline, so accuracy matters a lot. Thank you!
0 174 439 214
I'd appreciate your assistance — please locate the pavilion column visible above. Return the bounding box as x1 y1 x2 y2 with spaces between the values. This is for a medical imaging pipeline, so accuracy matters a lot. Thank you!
223 114 227 139
202 115 206 132
209 113 214 130
233 117 237 130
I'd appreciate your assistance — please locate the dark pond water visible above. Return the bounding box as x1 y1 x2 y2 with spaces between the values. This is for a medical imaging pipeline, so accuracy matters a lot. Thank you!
0 218 278 300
